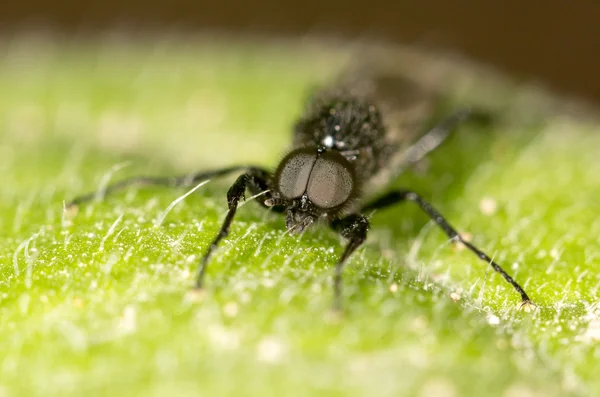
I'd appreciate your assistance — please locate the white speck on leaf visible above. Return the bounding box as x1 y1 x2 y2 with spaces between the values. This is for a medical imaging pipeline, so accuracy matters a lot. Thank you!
18 293 30 315
262 278 276 288
257 336 286 363
118 305 137 335
223 302 239 318
479 197 498 215
207 325 240 351
486 313 501 326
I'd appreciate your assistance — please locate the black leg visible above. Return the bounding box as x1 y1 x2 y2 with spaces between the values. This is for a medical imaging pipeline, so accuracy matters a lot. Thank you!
400 108 472 166
362 190 532 306
196 169 274 289
66 165 257 208
330 214 370 311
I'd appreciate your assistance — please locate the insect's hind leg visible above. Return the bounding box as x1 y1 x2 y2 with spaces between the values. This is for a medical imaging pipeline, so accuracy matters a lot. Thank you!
401 108 472 167
400 107 494 171
66 165 255 208
362 190 533 308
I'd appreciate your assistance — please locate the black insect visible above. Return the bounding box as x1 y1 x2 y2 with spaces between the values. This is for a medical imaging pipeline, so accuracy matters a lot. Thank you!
67 67 533 311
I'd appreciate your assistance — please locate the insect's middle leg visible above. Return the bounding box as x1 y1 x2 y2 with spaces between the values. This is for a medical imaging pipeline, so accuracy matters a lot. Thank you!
196 168 274 289
329 214 370 311
362 190 532 306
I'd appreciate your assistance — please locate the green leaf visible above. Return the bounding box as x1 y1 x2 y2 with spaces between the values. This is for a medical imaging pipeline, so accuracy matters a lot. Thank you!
0 36 597 397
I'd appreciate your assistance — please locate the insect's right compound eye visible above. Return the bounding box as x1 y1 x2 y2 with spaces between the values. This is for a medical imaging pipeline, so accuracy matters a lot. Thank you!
277 151 317 199
306 155 354 209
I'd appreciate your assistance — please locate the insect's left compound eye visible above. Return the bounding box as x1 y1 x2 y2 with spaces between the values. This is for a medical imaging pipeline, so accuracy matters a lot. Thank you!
307 154 354 209
277 150 318 200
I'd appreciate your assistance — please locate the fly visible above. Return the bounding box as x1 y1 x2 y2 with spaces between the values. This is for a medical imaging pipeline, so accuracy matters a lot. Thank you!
67 66 533 312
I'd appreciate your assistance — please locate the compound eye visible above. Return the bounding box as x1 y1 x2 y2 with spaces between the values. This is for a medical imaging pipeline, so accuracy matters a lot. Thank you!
277 151 317 199
307 154 354 209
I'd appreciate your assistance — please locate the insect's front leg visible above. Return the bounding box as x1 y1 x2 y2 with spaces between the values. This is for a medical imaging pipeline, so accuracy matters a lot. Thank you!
196 168 274 289
329 214 370 311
